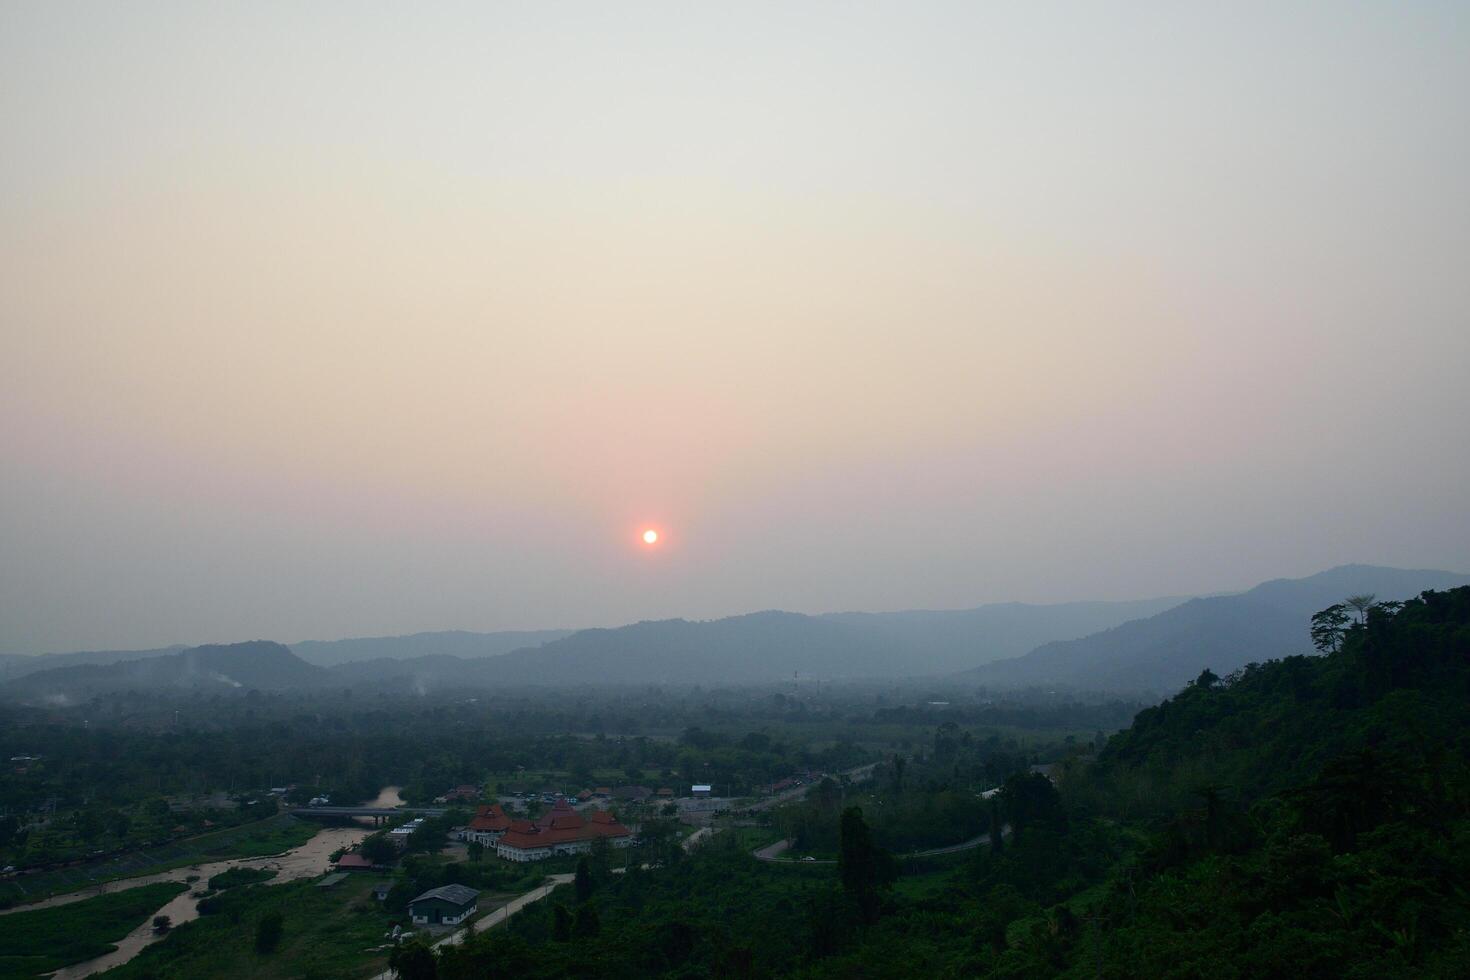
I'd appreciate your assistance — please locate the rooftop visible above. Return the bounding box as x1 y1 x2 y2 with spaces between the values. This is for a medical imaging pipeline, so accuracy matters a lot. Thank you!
410 884 480 908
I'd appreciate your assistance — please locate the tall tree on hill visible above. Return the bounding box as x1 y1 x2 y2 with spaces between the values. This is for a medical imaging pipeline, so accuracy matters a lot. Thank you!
838 806 894 923
574 856 594 903
1344 593 1376 624
999 772 1065 842
1310 604 1351 653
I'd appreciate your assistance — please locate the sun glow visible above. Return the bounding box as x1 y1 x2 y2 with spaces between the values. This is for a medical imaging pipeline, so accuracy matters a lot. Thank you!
642 529 659 545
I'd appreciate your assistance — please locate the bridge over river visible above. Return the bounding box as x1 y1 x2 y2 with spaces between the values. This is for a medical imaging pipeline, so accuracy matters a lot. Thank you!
289 805 447 825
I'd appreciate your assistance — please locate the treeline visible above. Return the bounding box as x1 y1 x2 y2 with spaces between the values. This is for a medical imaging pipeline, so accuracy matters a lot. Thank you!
0 716 866 870
868 697 1144 732
388 587 1470 978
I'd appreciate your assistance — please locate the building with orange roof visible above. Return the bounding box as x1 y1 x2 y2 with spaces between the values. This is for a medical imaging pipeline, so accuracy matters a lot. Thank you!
493 801 633 862
463 803 514 846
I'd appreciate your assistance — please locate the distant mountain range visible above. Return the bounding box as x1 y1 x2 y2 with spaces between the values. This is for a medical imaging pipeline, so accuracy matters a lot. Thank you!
4 565 1463 702
0 646 188 682
1 641 327 703
289 629 576 667
0 596 1182 698
821 598 1185 671
961 564 1470 695
0 630 577 682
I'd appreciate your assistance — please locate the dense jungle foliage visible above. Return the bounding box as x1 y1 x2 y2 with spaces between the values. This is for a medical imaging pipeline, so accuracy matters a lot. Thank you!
416 587 1469 978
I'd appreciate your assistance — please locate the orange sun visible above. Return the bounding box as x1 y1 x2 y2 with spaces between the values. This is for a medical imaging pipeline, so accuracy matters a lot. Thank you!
642 529 659 545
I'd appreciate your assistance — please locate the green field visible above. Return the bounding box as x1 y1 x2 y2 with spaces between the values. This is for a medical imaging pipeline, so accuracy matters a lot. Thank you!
103 875 401 980
0 881 187 980
0 816 318 908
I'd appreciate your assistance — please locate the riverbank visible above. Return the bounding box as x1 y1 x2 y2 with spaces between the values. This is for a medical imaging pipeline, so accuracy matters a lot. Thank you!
7 787 404 978
0 882 187 979
0 815 317 909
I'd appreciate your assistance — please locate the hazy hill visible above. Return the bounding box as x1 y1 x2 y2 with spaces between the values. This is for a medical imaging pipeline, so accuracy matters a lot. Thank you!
453 611 897 686
0 645 189 682
0 599 1190 697
290 629 575 666
962 564 1470 695
821 596 1185 673
325 654 471 687
329 612 904 689
325 598 1193 690
0 641 328 702
309 600 1188 683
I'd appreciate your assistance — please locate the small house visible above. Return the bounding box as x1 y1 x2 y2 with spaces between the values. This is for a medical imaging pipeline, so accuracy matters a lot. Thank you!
335 852 376 871
388 818 425 848
408 884 479 926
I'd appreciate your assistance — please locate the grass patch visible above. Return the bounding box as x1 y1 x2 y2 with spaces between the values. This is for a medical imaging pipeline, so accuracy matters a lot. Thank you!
0 881 187 979
104 876 401 980
208 867 277 890
195 817 318 859
891 866 962 901
726 826 783 851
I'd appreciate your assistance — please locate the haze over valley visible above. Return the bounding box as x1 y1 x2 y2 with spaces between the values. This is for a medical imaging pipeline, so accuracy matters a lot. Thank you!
3 4 1467 978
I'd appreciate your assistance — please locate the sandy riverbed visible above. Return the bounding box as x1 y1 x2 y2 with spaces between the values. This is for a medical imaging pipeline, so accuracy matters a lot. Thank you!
36 786 402 978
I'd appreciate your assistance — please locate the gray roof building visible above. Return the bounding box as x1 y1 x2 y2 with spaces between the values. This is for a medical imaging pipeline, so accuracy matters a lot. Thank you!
411 884 480 907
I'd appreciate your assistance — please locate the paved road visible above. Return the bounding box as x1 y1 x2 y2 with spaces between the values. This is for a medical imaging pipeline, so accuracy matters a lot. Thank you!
753 831 998 864
747 763 879 812
752 839 793 861
369 763 883 977
368 873 575 979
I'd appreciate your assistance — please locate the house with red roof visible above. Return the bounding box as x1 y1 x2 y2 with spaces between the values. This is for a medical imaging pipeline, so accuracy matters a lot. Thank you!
334 852 378 871
438 784 481 804
463 803 513 846
493 801 632 862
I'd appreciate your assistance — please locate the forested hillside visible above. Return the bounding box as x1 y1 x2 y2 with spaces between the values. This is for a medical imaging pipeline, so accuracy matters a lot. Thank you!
1 642 328 701
964 564 1469 694
428 588 1470 978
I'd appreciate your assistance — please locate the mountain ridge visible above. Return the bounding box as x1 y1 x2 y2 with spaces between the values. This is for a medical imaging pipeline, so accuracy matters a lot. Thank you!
1 641 328 702
962 564 1470 694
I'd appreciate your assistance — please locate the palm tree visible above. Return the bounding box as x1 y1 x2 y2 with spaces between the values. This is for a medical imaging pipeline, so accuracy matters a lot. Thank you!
1345 593 1376 625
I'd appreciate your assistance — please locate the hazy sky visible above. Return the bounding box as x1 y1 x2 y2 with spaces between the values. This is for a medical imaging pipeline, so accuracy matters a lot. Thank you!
3 2 1468 654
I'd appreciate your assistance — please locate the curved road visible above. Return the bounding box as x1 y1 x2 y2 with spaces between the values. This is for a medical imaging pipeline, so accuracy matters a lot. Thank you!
370 829 718 978
753 831 998 864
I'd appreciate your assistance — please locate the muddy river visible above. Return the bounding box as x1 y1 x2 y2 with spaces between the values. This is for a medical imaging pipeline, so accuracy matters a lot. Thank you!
25 786 403 978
